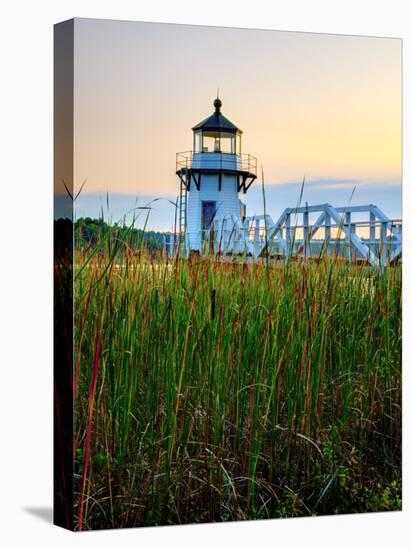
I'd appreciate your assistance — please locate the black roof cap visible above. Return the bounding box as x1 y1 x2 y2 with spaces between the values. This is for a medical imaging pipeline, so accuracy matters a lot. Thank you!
192 98 242 134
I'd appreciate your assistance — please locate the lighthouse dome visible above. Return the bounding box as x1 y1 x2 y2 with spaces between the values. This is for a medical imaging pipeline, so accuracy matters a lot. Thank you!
192 97 242 134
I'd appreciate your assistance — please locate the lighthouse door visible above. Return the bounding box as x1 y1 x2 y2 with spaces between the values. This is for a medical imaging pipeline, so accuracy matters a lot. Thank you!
202 201 216 251
202 201 216 231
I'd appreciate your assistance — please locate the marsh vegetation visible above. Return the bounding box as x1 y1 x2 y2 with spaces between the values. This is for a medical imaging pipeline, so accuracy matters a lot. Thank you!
73 224 401 530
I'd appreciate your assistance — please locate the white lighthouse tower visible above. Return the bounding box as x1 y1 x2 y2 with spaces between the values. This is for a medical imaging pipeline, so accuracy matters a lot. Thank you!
176 97 257 253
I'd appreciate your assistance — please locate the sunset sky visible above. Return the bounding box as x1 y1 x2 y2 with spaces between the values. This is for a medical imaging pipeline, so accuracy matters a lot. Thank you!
71 18 402 230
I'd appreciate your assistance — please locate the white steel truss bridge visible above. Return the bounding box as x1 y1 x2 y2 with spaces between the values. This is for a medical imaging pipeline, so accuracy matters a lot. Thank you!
164 203 402 268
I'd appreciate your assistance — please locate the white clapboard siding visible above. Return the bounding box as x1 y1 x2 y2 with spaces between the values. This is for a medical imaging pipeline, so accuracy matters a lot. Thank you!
186 174 241 251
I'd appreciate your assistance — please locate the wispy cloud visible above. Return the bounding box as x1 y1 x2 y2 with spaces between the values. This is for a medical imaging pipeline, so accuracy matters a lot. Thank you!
264 177 401 191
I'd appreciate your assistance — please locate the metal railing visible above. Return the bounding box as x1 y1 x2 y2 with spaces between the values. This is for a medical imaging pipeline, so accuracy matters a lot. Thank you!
244 218 402 242
176 151 257 175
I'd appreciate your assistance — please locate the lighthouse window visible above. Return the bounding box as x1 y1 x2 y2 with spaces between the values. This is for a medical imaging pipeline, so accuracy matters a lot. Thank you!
196 131 240 154
202 131 220 153
194 130 202 153
236 133 241 154
201 131 237 154
220 132 236 154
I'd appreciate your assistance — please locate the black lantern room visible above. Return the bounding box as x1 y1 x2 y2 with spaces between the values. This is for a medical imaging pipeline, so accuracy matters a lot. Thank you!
176 97 257 194
192 98 242 155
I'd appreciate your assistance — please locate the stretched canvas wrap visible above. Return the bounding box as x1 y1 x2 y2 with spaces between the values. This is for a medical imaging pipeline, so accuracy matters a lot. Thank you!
54 18 402 530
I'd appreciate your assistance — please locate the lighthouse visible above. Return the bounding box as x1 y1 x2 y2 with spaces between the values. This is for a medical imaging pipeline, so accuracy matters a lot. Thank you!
176 97 257 253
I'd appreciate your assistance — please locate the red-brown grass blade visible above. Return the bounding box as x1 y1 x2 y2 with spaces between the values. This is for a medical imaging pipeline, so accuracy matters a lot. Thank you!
77 331 103 531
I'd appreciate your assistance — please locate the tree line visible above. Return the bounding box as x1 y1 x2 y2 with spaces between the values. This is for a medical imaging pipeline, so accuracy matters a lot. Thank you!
75 217 167 253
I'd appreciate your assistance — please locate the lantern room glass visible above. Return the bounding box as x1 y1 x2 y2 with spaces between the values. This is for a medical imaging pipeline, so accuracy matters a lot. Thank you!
194 130 202 153
193 130 241 155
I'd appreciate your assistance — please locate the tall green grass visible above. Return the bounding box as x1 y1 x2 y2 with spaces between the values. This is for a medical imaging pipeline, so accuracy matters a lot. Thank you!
73 227 401 529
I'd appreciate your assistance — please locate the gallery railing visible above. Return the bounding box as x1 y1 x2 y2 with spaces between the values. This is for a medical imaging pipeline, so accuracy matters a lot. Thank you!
176 151 257 175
